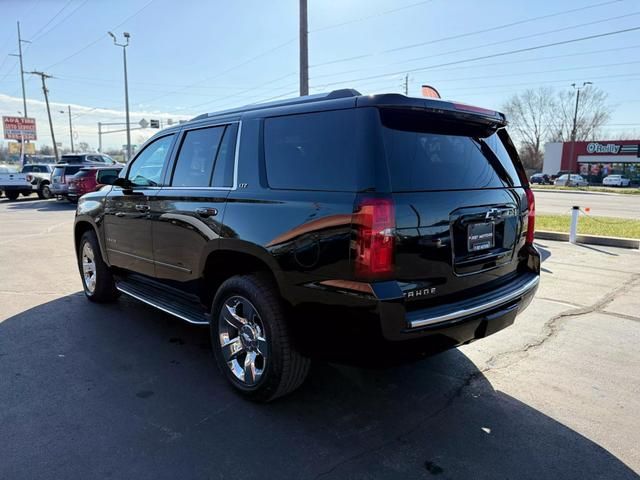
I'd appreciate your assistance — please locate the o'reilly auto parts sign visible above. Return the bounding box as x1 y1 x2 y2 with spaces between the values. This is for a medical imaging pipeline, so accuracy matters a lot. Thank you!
585 142 639 156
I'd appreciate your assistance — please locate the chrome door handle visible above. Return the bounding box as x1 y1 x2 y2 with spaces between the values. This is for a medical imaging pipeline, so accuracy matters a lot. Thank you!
135 204 150 212
195 207 218 218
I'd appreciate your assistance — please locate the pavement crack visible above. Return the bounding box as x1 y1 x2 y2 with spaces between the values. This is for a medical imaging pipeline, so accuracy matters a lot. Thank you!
312 273 640 479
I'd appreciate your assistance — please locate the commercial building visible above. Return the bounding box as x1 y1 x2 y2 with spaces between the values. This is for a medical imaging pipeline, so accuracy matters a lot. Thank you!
543 140 639 183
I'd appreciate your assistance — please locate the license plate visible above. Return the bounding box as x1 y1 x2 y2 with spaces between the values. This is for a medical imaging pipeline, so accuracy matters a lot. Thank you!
467 222 495 252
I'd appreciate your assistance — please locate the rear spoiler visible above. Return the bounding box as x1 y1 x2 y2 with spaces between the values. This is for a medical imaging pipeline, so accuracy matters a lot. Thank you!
356 93 507 128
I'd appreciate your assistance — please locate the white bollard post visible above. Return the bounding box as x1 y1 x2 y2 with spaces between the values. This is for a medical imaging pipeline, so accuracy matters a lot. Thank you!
569 206 580 244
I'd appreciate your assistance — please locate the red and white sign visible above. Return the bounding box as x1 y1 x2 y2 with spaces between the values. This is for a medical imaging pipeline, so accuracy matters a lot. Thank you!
2 116 37 141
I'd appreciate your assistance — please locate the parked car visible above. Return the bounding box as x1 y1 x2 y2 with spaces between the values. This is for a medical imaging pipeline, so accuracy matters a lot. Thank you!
602 174 631 187
22 164 54 199
529 173 550 185
554 174 588 187
74 90 540 401
0 165 31 200
60 153 116 165
67 165 123 202
50 164 86 199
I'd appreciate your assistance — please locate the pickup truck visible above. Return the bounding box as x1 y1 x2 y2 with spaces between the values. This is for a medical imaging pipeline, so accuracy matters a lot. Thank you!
22 164 54 198
0 166 32 200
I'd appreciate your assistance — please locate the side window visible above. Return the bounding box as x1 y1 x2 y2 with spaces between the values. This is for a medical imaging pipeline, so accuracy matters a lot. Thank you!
171 126 225 187
127 135 174 187
97 169 120 185
211 123 238 187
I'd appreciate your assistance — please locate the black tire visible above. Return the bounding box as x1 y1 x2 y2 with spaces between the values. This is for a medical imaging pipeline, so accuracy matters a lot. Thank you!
5 191 19 201
77 230 119 303
38 183 52 199
211 273 310 402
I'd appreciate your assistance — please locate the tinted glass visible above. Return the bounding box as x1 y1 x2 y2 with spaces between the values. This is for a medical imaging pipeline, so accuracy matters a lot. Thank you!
264 109 376 191
172 126 224 187
380 109 522 191
96 169 120 185
52 166 64 177
64 166 82 176
22 165 49 173
61 155 84 163
211 123 237 187
74 169 93 178
127 135 174 187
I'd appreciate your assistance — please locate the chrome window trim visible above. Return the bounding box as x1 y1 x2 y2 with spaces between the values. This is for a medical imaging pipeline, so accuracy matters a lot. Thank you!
408 275 539 329
168 120 241 191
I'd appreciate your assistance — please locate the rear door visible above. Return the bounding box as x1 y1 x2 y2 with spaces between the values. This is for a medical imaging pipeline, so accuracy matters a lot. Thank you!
104 134 175 276
151 123 238 282
380 108 529 307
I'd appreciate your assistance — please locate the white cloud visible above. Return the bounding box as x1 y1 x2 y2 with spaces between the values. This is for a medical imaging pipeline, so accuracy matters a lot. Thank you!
0 93 192 151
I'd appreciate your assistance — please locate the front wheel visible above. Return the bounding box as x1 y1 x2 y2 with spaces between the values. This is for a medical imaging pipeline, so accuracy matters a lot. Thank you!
77 230 119 303
38 183 52 199
211 274 310 402
5 191 19 201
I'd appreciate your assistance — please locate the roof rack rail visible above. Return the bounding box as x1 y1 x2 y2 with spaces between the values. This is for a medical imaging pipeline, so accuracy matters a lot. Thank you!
190 88 362 122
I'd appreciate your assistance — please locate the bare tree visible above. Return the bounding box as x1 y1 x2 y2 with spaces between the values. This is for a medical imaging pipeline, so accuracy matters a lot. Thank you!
503 87 554 170
549 85 611 142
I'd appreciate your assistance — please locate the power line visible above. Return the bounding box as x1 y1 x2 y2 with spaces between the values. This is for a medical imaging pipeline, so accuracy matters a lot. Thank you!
312 6 636 69
27 0 75 41
43 0 157 71
30 0 91 44
310 0 435 33
309 26 640 89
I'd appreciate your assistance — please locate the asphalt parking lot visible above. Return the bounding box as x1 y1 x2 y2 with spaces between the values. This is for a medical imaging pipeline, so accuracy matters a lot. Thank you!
535 189 640 218
1 196 639 479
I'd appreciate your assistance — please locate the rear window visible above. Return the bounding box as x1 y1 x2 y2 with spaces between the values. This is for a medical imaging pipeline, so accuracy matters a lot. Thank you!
61 155 84 163
64 166 82 176
380 109 522 191
74 169 94 178
22 165 50 173
264 109 376 191
52 166 64 177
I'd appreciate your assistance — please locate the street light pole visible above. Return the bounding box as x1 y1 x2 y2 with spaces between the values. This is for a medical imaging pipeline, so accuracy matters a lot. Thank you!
108 31 132 161
568 81 592 185
299 0 308 96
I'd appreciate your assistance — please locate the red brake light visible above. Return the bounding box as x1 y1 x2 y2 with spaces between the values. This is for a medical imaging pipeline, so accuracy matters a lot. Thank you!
353 197 395 279
451 102 498 117
525 188 535 244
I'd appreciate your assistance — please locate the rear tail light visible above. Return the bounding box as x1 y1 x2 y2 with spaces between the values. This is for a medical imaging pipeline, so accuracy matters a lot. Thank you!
525 188 535 244
353 196 395 280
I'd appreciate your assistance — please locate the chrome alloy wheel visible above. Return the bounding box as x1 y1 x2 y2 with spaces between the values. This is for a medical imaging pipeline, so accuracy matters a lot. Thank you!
81 242 97 294
218 296 268 387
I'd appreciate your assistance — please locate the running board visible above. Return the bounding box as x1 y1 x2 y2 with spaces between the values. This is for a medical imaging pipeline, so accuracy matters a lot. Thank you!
116 276 209 325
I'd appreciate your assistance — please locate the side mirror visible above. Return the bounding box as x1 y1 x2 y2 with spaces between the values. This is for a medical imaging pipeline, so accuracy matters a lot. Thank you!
112 177 130 188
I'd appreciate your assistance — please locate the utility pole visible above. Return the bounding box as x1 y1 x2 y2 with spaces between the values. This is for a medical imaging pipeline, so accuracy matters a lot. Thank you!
568 81 592 185
299 0 309 96
98 122 102 152
62 106 74 152
10 22 30 118
108 31 132 161
403 74 409 95
29 71 58 162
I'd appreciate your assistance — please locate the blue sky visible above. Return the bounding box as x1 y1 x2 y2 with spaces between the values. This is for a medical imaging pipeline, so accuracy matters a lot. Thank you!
0 0 639 150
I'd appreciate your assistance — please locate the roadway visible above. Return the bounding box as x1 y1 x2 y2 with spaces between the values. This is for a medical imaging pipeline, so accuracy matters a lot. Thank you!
535 189 640 219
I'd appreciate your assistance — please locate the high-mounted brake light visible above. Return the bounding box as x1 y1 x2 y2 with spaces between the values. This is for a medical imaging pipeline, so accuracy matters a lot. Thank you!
451 102 497 117
353 197 395 279
525 188 535 245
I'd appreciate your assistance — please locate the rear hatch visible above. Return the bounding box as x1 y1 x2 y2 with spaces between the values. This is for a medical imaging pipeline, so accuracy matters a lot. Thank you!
379 107 530 309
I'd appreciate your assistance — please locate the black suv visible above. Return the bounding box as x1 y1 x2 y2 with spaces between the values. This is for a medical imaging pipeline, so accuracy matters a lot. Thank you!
74 90 539 401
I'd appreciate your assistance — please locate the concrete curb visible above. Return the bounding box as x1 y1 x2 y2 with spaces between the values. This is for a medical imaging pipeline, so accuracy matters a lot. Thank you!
535 230 640 249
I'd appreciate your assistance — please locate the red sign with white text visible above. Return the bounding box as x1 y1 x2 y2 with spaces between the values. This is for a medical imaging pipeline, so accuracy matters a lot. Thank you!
2 116 37 141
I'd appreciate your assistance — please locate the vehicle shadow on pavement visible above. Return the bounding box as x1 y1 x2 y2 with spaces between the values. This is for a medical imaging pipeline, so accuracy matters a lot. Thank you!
2 197 76 211
0 294 637 480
